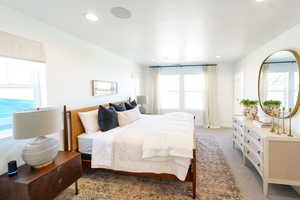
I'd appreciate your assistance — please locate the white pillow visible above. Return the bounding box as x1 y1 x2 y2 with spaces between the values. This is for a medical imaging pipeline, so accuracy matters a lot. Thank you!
118 107 141 127
78 110 100 133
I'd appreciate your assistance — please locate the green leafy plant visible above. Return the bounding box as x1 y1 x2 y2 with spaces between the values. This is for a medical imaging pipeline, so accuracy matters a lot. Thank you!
263 100 281 106
240 99 258 106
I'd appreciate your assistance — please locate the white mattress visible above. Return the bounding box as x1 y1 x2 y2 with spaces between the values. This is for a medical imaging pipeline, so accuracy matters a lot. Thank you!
78 127 122 154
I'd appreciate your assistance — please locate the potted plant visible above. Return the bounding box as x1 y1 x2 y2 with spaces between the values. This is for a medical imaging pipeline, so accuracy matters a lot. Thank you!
240 99 258 120
263 100 281 116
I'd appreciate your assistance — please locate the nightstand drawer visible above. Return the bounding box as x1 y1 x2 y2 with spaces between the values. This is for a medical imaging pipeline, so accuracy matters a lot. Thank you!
29 154 82 200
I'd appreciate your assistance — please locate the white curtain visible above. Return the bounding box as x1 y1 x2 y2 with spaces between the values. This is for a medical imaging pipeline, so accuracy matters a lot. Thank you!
203 66 220 128
147 68 160 114
149 66 220 128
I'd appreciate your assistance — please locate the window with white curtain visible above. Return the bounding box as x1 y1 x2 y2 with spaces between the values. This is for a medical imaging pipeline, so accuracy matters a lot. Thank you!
0 56 46 132
159 67 204 111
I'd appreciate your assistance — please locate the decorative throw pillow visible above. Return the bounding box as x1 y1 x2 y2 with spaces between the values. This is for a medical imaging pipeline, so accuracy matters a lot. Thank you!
117 107 141 127
78 110 100 133
124 102 135 110
98 105 118 132
109 103 126 111
130 99 137 107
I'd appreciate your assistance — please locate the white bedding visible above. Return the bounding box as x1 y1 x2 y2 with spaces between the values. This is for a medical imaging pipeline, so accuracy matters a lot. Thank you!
78 113 194 181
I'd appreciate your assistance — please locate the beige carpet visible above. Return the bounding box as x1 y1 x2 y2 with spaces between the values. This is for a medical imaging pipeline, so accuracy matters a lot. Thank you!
56 131 243 200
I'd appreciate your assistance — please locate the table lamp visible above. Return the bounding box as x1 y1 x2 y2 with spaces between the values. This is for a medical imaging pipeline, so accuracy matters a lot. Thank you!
137 95 147 114
13 107 60 168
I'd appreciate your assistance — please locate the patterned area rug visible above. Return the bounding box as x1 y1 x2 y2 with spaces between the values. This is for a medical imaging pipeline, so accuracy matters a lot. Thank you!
56 132 243 200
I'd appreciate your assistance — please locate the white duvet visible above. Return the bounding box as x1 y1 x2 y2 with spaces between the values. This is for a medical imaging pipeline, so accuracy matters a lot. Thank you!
91 112 194 181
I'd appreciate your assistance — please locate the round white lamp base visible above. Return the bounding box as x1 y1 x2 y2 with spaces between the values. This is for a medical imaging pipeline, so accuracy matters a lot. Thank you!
22 136 59 168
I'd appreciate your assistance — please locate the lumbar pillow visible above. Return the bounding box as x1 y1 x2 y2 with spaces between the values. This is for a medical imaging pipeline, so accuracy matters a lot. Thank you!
109 103 126 111
118 107 141 127
78 110 100 133
98 105 118 132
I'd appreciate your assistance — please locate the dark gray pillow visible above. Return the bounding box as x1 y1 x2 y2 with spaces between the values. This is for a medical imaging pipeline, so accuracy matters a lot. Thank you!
125 102 136 110
109 103 126 111
98 105 118 132
130 99 137 107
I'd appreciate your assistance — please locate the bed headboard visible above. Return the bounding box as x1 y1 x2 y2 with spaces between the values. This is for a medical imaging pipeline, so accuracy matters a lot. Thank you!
64 101 127 151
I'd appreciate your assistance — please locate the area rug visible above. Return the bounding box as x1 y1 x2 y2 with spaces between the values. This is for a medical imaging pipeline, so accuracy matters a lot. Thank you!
56 132 243 200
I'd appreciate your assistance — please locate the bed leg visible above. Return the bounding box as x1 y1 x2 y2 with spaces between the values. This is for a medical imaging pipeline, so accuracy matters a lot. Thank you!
192 149 196 199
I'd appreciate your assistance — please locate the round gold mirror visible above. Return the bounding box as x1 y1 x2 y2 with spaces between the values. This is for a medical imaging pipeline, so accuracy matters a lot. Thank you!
258 50 300 118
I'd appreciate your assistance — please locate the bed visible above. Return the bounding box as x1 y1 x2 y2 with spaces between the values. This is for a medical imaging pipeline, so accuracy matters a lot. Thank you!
63 101 196 198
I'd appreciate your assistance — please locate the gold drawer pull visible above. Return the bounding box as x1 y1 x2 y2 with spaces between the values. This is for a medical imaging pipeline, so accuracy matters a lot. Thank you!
58 178 63 184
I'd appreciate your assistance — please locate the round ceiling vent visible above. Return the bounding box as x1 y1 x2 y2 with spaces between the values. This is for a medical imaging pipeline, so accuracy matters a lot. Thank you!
111 7 132 19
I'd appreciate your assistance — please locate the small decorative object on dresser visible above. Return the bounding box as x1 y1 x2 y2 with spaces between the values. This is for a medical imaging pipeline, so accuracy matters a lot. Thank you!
13 107 60 168
137 95 148 114
232 116 300 196
240 99 258 120
0 151 82 200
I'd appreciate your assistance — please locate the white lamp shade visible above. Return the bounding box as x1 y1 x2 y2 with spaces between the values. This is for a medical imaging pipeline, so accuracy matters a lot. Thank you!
13 107 60 139
137 96 147 104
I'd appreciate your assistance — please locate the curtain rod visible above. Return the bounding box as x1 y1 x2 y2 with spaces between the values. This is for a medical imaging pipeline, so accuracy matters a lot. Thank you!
149 64 217 68
264 61 296 64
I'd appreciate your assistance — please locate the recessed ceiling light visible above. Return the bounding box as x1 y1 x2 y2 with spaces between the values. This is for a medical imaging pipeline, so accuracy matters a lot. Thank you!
111 7 132 19
256 0 264 2
216 56 221 58
85 13 99 22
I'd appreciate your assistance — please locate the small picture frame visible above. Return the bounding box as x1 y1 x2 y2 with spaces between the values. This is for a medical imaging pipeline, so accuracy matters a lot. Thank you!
92 80 118 96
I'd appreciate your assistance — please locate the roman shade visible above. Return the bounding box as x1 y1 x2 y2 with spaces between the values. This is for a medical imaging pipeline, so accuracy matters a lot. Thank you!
0 31 46 62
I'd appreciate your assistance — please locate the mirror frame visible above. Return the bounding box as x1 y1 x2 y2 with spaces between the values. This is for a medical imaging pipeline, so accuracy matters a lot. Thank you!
258 49 300 118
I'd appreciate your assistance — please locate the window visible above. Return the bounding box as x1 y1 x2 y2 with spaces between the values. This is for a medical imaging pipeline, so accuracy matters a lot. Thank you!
184 74 205 109
0 57 46 132
159 75 180 109
159 69 204 111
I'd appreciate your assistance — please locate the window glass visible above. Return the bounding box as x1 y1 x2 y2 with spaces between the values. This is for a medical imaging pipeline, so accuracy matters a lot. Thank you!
0 57 45 132
159 75 180 109
184 74 204 109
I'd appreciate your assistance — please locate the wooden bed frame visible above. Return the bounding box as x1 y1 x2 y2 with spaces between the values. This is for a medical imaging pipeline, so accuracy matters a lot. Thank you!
63 101 197 198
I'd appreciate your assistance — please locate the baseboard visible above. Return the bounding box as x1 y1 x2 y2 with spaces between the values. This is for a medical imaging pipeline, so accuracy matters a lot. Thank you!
220 121 232 128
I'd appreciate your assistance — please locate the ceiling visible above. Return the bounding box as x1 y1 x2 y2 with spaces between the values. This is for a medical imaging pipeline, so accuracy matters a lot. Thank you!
1 0 300 66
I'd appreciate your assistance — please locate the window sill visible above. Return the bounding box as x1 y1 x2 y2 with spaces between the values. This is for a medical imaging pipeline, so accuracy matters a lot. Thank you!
0 129 13 140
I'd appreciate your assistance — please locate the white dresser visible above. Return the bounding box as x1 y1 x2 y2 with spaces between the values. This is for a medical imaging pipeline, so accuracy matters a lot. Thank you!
233 115 300 195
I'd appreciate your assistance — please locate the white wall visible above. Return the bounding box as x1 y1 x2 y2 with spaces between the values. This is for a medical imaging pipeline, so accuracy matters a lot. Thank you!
233 22 300 194
0 5 144 174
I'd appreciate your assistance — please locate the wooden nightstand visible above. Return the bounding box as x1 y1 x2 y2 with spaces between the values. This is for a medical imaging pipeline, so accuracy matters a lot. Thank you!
0 151 82 200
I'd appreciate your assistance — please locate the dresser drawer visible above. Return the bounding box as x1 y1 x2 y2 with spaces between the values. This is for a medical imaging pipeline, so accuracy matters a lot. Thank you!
245 128 263 146
29 154 82 200
244 145 263 175
244 134 263 160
